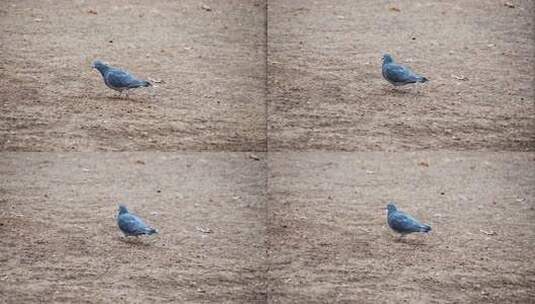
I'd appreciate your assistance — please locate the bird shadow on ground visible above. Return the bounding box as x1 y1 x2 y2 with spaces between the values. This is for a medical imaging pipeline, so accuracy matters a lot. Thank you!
386 231 431 246
118 236 154 247
382 87 414 96
393 237 430 247
93 95 148 104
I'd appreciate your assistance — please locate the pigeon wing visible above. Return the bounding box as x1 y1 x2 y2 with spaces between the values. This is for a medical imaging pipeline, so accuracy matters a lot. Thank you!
105 69 143 88
383 64 418 83
118 213 149 235
388 211 423 233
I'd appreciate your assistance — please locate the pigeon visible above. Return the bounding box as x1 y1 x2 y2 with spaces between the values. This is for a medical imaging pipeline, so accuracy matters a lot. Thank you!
386 202 431 236
117 204 158 237
92 60 151 96
382 54 428 86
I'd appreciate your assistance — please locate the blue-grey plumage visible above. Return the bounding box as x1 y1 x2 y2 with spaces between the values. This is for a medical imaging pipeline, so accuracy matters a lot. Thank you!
117 204 158 237
92 60 151 93
387 202 431 235
382 54 428 86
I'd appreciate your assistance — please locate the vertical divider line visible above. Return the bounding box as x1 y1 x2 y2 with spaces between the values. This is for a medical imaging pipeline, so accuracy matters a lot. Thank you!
263 0 271 303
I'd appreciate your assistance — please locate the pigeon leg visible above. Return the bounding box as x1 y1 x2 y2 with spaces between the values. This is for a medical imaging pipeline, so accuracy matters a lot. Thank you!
120 235 133 243
391 86 406 94
392 87 404 95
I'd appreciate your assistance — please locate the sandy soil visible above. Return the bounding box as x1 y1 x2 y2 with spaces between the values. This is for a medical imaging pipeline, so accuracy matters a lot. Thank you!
1 0 534 303
268 0 534 151
0 0 266 151
267 152 535 303
0 153 267 303
3 153 533 303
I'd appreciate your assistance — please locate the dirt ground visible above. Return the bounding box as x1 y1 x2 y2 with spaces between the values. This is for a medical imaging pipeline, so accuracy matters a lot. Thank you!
267 152 535 303
0 0 266 151
268 0 534 151
2 153 533 303
0 153 267 303
1 0 534 303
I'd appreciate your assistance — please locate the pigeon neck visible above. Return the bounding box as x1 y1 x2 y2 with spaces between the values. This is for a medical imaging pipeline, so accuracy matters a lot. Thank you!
95 65 109 75
118 206 129 215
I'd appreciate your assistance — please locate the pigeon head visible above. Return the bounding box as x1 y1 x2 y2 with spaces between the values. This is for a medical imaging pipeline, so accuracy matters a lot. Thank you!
383 54 394 64
386 202 397 213
118 204 129 215
91 60 108 72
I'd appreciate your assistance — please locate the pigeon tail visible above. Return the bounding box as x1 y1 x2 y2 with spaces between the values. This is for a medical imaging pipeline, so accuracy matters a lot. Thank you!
420 224 432 233
418 76 429 83
128 80 151 88
146 228 158 235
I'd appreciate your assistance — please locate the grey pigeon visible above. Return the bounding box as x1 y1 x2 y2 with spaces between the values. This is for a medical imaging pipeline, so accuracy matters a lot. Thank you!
117 204 158 237
92 60 151 96
386 202 431 236
382 54 428 86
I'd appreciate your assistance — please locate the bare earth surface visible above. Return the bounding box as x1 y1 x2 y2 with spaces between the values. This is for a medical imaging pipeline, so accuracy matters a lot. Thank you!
0 153 267 303
0 0 266 151
268 152 535 303
1 0 535 303
268 0 534 151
